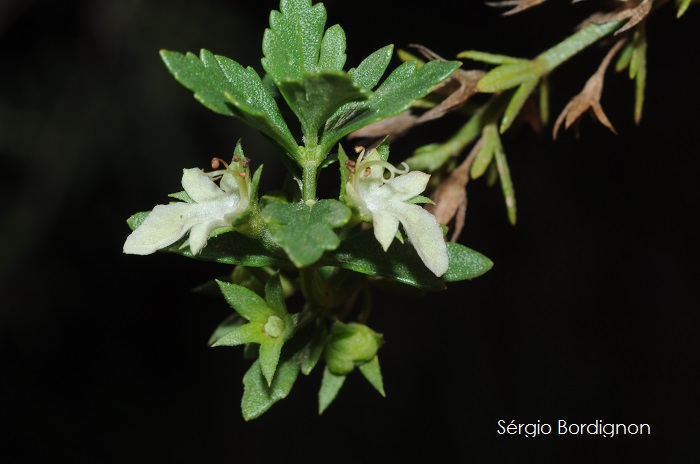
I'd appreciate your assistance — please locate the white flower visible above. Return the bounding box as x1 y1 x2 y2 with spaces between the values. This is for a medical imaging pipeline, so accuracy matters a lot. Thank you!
124 158 250 256
345 148 449 277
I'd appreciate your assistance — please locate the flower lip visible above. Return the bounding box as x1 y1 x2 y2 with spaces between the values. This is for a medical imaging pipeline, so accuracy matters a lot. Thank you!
123 156 251 256
344 146 449 277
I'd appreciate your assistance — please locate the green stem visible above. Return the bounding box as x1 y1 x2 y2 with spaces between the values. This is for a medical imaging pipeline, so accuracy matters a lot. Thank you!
298 266 325 312
535 20 623 74
301 162 318 202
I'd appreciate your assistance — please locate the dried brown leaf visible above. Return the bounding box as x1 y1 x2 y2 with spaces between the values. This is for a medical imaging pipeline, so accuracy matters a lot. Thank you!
485 0 548 16
553 39 626 139
580 0 652 33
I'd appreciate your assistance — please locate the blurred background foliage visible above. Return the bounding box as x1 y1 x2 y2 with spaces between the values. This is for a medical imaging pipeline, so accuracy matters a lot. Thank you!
1 0 699 461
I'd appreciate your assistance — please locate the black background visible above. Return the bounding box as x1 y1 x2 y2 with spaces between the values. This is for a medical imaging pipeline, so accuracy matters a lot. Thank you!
2 0 699 462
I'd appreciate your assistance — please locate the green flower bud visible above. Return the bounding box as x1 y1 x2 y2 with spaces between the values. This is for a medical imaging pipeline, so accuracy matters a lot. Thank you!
263 315 285 338
325 322 384 375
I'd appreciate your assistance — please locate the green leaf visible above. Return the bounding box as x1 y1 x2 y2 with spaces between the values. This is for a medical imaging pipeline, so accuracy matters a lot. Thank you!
477 61 538 93
262 0 333 83
242 358 300 420
470 125 497 179
318 366 346 414
500 77 538 133
457 50 526 65
358 356 385 397
348 45 394 90
493 140 516 225
320 59 461 154
323 229 446 291
207 314 245 346
160 49 298 158
677 0 692 17
442 242 494 282
264 272 287 316
277 71 370 139
629 26 647 125
215 278 298 385
614 41 634 73
296 316 328 375
262 199 351 268
216 280 273 322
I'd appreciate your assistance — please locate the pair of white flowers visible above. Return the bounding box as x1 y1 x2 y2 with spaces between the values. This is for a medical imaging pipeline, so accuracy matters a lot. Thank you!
123 149 448 277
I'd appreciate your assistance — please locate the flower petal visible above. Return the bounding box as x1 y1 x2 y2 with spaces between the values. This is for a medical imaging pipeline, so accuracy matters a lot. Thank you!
388 202 449 277
383 171 430 202
182 168 226 203
371 208 400 251
123 202 198 255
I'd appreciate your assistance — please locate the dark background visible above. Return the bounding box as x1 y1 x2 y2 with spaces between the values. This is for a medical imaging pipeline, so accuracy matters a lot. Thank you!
2 0 698 462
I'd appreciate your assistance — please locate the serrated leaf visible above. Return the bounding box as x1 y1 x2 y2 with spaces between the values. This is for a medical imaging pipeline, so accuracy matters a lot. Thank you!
160 49 298 158
320 59 461 154
348 45 394 90
216 280 273 322
264 272 287 316
318 366 347 414
207 314 245 346
358 356 385 397
262 0 330 82
323 229 446 291
262 200 351 268
242 358 300 420
318 24 347 70
277 71 370 139
442 242 494 282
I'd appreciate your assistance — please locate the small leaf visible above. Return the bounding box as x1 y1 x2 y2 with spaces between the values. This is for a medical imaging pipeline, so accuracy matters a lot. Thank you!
501 77 538 133
493 140 516 225
323 229 446 291
477 61 538 93
321 59 461 154
160 49 298 158
629 26 647 124
216 280 272 322
470 125 497 179
318 366 347 414
262 0 330 83
348 45 394 90
456 50 526 65
277 71 370 139
442 242 494 282
614 42 634 73
242 358 300 421
262 200 351 267
207 314 245 346
297 316 328 375
264 272 287 316
358 356 385 397
677 0 692 17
